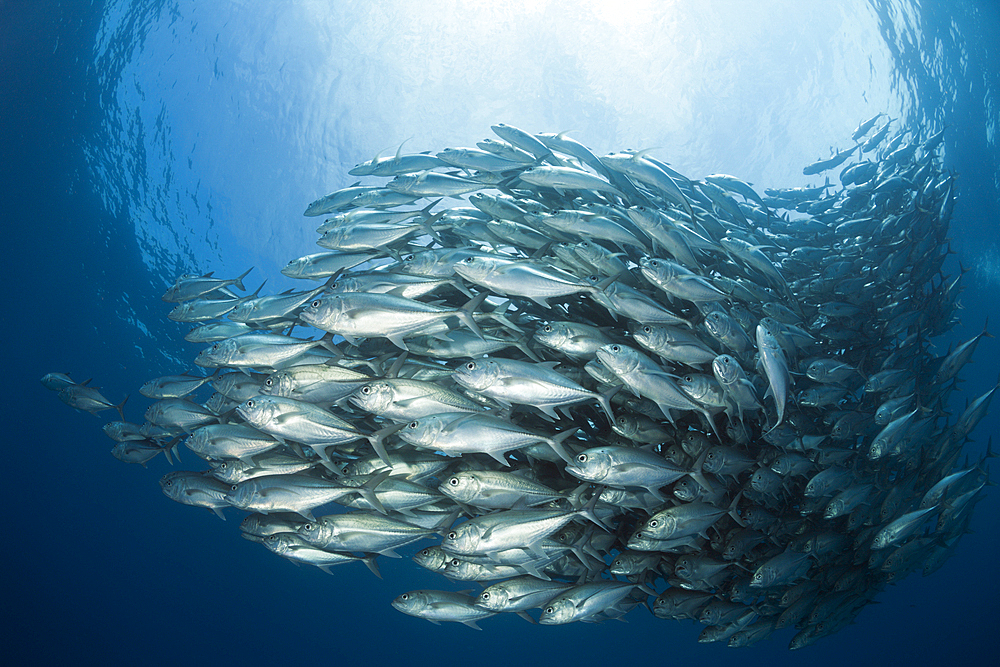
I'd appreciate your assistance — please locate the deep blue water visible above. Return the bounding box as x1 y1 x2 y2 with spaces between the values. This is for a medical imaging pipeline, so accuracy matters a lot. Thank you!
4 1 998 665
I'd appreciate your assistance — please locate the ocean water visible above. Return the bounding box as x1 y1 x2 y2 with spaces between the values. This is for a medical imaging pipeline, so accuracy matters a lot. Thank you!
3 1 998 665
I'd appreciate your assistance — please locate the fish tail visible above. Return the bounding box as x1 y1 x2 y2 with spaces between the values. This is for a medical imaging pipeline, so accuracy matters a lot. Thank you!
546 428 579 463
596 385 620 425
361 553 382 579
368 422 406 466
457 292 489 340
576 486 610 532
114 394 129 422
234 266 254 292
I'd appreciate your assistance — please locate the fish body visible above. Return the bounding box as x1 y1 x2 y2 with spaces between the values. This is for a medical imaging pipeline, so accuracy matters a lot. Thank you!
453 357 613 422
398 412 575 465
392 590 495 629
224 473 380 520
539 582 641 624
299 292 485 350
159 471 231 520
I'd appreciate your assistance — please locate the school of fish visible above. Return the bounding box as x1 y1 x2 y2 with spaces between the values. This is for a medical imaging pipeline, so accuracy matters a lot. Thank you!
45 116 995 649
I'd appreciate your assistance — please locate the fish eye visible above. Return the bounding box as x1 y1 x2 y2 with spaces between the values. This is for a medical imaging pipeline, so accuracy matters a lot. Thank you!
219 462 228 470
577 454 587 463
545 607 554 614
362 386 371 394
449 477 459 486
448 532 457 540
684 375 693 382
466 362 476 370
588 275 598 281
481 592 490 600
649 519 658 528
463 256 475 263
408 421 418 429
611 345 620 352
617 417 626 424
164 480 172 487
643 326 651 333
450 559 460 566
543 325 552 332
420 549 430 556
246 400 254 408
310 299 321 308
264 378 272 386
707 452 715 459
400 594 409 600
230 485 238 491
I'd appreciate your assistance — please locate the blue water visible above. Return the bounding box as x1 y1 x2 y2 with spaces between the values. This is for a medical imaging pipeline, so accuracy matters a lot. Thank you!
4 1 998 665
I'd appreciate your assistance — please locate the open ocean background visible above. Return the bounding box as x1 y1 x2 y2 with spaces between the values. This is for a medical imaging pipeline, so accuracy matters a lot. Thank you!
3 1 997 665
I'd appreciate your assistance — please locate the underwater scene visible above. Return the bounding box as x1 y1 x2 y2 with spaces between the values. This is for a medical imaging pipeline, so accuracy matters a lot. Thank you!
5 1 999 666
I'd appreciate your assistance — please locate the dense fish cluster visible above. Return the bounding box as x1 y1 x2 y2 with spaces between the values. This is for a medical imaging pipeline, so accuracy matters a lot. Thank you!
46 118 995 649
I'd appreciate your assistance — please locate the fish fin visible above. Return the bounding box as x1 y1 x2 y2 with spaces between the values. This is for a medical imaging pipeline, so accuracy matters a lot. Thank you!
461 620 485 630
385 333 409 351
518 561 551 581
529 296 552 308
516 611 537 624
366 426 399 468
516 338 543 363
211 507 226 521
362 554 382 579
433 509 462 534
578 486 610 532
597 384 620 424
357 469 392 515
654 403 677 425
727 491 746 527
378 547 402 558
546 428 579 463
457 293 489 339
536 404 560 420
525 540 548 560
485 450 512 467
110 394 130 422
384 351 409 378
233 266 254 292
690 447 715 493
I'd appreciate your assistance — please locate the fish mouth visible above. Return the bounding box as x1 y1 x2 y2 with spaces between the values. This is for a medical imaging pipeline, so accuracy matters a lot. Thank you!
564 464 595 480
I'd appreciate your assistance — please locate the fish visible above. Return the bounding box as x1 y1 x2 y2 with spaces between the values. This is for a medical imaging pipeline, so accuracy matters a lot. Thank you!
161 267 254 302
391 590 496 629
58 381 128 420
298 291 487 350
51 119 992 651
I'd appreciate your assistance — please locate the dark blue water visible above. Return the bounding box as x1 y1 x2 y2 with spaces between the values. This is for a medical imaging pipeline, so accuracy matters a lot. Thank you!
5 1 997 665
